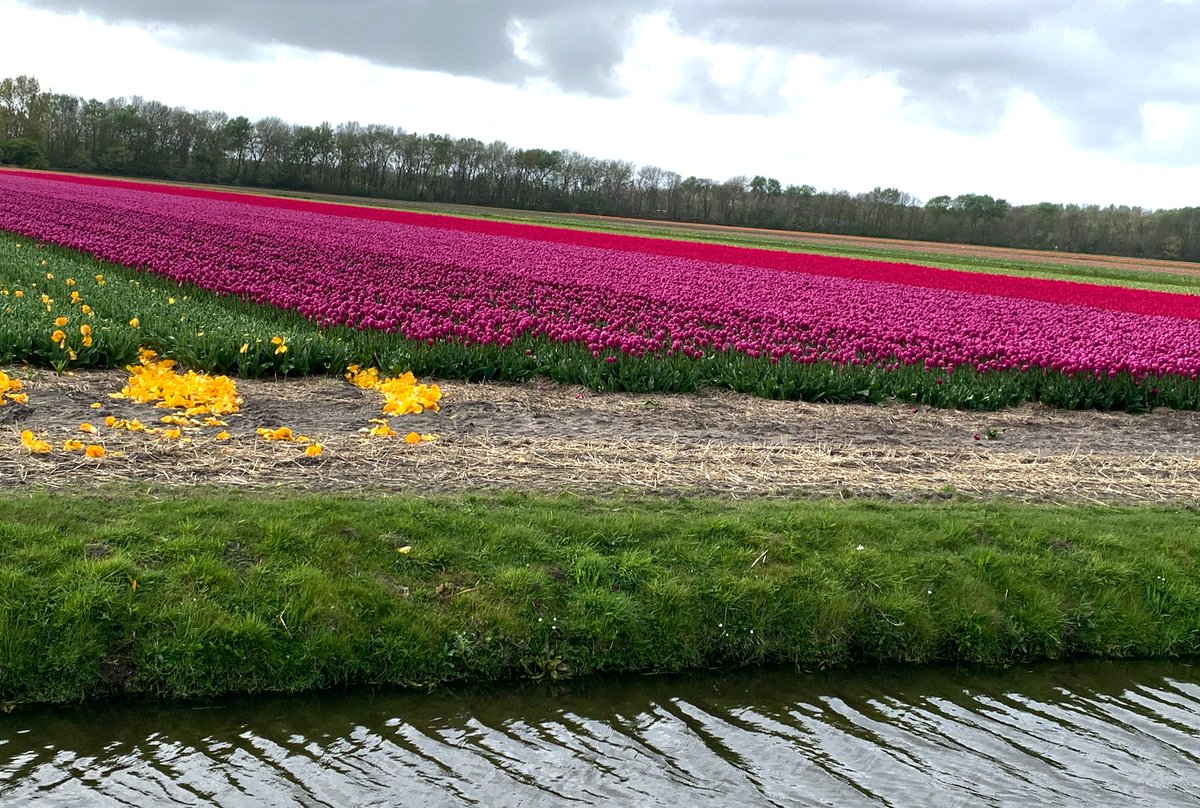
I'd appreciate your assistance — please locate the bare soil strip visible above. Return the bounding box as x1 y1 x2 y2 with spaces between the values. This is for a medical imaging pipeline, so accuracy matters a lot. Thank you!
4 367 1199 504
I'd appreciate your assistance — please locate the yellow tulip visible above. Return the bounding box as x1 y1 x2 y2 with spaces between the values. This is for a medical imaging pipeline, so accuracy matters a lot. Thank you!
20 430 51 454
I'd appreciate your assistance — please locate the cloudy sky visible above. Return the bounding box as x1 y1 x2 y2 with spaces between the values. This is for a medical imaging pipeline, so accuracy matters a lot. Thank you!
2 0 1198 208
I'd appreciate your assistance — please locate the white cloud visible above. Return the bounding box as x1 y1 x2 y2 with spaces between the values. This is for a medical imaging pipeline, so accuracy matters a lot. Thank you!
2 0 1199 209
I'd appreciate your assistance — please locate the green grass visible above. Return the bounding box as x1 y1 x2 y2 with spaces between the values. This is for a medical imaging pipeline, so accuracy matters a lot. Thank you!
1 489 1198 707
3 230 1197 412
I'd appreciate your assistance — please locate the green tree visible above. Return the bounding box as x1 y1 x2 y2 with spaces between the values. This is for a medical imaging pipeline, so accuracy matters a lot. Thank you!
0 137 48 168
952 193 1010 242
0 75 47 141
221 116 253 182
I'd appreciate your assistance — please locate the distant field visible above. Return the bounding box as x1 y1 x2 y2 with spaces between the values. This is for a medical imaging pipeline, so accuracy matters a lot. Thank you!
375 200 1200 293
3 166 1199 294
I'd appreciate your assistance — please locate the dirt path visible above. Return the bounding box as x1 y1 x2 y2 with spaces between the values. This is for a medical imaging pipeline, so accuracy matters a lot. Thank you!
3 367 1200 504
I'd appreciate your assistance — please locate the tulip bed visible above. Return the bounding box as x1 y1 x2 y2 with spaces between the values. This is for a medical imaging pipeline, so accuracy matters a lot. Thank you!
3 169 1200 411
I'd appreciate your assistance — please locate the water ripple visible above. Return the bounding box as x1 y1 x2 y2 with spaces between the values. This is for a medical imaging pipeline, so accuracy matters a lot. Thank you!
1 661 1197 807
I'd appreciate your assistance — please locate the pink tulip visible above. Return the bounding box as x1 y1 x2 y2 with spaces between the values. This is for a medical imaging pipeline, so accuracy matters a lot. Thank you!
3 169 1200 383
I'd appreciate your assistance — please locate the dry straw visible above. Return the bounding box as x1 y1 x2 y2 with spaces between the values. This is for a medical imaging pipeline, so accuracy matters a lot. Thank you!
4 429 1199 505
5 367 1200 505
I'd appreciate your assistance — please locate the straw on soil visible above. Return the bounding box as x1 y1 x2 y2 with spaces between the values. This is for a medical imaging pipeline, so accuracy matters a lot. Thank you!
4 367 1200 504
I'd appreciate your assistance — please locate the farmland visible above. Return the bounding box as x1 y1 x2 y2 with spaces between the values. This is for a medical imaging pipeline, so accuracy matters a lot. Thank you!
3 169 1200 706
4 169 1200 410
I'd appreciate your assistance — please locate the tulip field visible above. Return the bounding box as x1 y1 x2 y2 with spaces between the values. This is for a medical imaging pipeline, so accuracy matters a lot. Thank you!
3 169 1200 411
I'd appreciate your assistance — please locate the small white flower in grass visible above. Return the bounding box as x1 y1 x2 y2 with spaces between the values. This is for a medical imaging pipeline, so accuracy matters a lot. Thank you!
855 544 865 551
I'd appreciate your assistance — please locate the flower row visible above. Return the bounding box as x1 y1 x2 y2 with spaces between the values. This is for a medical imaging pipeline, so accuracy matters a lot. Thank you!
3 171 1200 381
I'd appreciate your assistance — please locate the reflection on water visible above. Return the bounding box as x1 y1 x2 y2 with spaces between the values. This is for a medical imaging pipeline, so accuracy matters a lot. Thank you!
1 661 1198 806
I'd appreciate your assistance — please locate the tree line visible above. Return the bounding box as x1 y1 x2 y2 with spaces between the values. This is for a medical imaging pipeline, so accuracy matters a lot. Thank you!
2 74 1197 262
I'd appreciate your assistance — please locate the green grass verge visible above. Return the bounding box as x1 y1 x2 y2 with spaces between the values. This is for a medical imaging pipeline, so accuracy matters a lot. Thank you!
3 231 1196 412
1 489 1198 707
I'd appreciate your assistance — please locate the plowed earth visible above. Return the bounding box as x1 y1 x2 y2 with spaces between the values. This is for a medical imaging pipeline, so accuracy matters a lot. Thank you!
3 368 1199 505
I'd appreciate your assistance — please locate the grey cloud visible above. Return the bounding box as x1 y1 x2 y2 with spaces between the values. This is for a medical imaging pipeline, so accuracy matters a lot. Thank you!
26 0 646 95
22 0 1200 158
667 0 1200 152
671 54 789 116
27 0 553 83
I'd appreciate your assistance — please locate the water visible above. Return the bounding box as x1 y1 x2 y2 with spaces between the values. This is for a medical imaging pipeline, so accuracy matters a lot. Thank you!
1 661 1198 807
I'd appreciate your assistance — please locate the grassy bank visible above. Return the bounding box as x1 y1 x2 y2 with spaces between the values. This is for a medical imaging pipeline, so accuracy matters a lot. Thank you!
1 489 1197 707
3 232 1195 412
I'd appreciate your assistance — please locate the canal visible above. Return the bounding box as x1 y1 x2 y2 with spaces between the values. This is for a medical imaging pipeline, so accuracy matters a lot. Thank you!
2 660 1197 806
